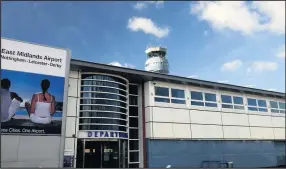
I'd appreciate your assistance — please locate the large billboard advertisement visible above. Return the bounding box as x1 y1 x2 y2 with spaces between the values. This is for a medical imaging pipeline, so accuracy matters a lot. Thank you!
1 38 70 135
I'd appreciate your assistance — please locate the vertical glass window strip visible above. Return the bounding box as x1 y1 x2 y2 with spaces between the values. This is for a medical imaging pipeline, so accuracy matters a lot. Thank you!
128 85 140 167
129 85 138 95
129 96 138 106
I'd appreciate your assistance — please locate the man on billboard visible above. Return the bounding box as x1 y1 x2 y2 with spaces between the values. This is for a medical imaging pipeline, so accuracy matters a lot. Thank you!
1 78 23 122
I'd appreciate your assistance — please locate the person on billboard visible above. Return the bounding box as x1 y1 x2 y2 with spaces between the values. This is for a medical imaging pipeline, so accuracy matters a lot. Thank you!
25 79 56 124
1 78 23 122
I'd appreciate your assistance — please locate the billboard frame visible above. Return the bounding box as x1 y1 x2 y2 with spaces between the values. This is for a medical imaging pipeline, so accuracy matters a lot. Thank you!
1 37 71 167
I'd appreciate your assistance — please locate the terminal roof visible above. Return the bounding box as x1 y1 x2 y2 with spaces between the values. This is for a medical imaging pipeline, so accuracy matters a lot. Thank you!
71 59 285 99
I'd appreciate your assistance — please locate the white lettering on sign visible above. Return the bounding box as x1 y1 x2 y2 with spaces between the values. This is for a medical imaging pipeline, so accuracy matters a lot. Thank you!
87 131 128 139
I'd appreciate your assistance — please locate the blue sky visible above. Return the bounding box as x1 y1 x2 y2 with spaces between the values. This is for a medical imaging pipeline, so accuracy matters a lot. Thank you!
2 1 285 92
1 69 65 102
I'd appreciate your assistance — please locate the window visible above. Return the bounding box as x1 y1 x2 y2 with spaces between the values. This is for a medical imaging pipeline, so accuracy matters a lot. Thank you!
171 88 186 104
204 93 217 107
129 96 138 105
191 91 203 101
154 87 186 104
171 89 185 98
247 98 267 112
155 87 169 97
129 85 138 95
154 87 170 103
221 95 244 110
190 91 217 107
154 97 170 103
279 102 285 113
270 101 285 113
191 91 204 106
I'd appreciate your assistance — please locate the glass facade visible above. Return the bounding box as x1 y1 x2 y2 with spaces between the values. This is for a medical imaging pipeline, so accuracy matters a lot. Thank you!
79 74 128 133
128 84 140 168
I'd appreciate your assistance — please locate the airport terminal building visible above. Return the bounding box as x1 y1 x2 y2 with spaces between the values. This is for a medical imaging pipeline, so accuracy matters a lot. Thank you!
65 59 286 168
1 39 285 168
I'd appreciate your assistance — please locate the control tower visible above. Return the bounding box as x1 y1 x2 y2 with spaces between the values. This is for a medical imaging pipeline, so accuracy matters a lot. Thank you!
145 46 169 74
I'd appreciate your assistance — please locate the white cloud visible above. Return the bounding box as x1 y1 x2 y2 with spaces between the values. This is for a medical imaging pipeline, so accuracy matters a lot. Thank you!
267 88 277 91
127 17 169 38
276 45 285 58
218 80 228 83
109 61 136 68
190 1 285 35
248 61 278 72
221 59 243 72
188 75 198 78
123 63 136 69
244 84 256 88
134 1 164 10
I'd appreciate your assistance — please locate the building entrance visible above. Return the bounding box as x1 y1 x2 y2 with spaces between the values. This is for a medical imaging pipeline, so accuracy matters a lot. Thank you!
76 139 127 168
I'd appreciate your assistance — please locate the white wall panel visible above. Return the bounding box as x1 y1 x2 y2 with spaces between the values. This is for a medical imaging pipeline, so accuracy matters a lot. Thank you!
248 115 272 127
190 110 222 125
172 123 191 139
191 124 223 139
1 135 20 162
152 122 173 138
221 113 249 126
145 107 152 122
223 126 251 139
67 97 77 117
17 136 60 161
64 138 75 150
172 109 190 123
250 127 274 139
69 71 79 78
68 78 78 97
152 107 173 122
65 117 76 137
144 82 152 107
273 128 286 139
271 116 285 128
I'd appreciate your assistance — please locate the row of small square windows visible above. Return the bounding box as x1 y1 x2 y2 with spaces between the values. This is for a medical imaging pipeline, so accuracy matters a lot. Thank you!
154 87 285 113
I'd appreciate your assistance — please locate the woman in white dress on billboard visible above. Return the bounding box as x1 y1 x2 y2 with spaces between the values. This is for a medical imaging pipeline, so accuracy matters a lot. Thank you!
25 79 56 124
